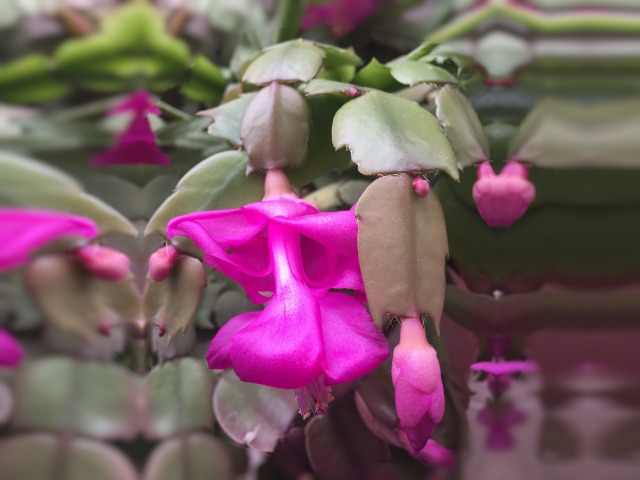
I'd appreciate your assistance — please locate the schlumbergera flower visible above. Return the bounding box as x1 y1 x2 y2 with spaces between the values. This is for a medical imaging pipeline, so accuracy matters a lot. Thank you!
91 90 170 167
301 0 382 37
0 208 129 281
166 170 389 417
0 329 24 368
472 161 535 227
392 317 445 452
471 360 538 397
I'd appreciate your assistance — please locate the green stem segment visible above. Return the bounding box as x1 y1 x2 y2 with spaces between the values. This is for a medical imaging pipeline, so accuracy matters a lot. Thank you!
274 0 303 44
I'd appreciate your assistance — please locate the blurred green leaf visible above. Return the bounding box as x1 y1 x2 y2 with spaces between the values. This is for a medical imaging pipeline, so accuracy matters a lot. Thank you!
315 43 363 69
55 3 190 92
145 358 215 439
332 91 458 178
352 58 401 90
390 61 458 86
144 256 207 343
0 55 69 103
143 433 234 480
435 85 489 168
12 358 141 439
181 55 228 105
242 40 325 85
0 434 138 480
0 151 137 236
213 370 298 452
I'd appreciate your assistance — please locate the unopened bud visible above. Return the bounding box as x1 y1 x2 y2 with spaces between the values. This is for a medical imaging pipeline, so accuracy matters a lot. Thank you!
75 245 130 281
148 245 179 282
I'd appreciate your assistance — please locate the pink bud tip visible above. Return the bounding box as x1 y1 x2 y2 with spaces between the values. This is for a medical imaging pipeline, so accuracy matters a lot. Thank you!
392 318 445 452
75 245 130 281
472 161 535 227
148 245 179 282
412 177 430 198
0 330 25 368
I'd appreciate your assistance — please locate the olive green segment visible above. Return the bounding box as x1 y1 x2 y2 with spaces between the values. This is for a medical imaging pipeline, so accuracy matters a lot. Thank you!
240 83 310 171
435 85 490 168
356 174 448 328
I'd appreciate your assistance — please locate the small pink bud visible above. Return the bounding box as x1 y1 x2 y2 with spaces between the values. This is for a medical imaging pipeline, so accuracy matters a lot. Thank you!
412 177 430 198
472 161 535 228
148 245 179 282
75 245 130 281
0 329 24 368
392 318 445 452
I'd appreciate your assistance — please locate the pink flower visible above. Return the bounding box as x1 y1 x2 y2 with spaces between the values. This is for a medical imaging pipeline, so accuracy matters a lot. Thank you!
392 317 445 452
471 360 537 396
477 404 527 451
166 175 389 417
0 208 129 281
472 161 535 227
301 0 381 37
0 329 24 368
91 91 170 167
0 208 98 273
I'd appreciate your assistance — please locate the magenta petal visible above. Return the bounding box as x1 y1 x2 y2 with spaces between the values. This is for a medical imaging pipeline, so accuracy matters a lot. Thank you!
0 329 24 367
320 292 389 385
0 208 98 273
109 91 160 115
206 311 258 370
230 280 324 389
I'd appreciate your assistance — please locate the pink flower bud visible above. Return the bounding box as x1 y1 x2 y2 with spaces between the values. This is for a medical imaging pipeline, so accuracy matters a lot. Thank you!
392 318 445 452
472 161 535 227
148 245 179 282
0 329 24 368
412 177 430 198
75 245 130 281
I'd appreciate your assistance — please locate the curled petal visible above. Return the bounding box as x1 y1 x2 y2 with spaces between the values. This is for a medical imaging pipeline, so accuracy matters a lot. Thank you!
0 208 98 273
320 292 389 385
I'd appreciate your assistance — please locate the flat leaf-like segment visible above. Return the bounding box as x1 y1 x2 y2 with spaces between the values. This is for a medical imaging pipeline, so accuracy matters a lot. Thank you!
243 40 325 85
0 151 137 236
240 82 310 171
390 61 458 86
356 174 448 328
332 91 459 179
435 85 489 168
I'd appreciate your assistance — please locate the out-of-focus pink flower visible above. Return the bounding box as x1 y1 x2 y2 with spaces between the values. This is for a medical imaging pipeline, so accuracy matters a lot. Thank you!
471 360 537 396
392 317 445 452
91 91 170 167
472 161 535 227
0 208 98 273
148 244 179 282
75 244 130 281
301 0 381 37
0 329 24 368
166 172 389 417
477 404 527 451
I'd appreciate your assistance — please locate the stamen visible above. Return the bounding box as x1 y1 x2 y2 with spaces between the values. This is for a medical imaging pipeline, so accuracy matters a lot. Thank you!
295 377 334 419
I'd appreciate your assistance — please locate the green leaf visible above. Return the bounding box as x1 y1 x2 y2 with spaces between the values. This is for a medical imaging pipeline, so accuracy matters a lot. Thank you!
200 93 257 146
242 40 325 85
144 256 207 343
145 358 215 439
55 3 190 92
156 116 213 147
390 61 458 86
24 256 141 344
352 58 400 90
388 41 438 65
181 55 228 104
0 151 137 236
213 370 298 452
332 91 458 178
240 82 310 171
143 434 234 480
12 358 140 439
0 55 69 103
435 85 489 168
314 43 363 69
145 151 265 237
0 434 138 480
304 79 369 97
356 174 448 327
